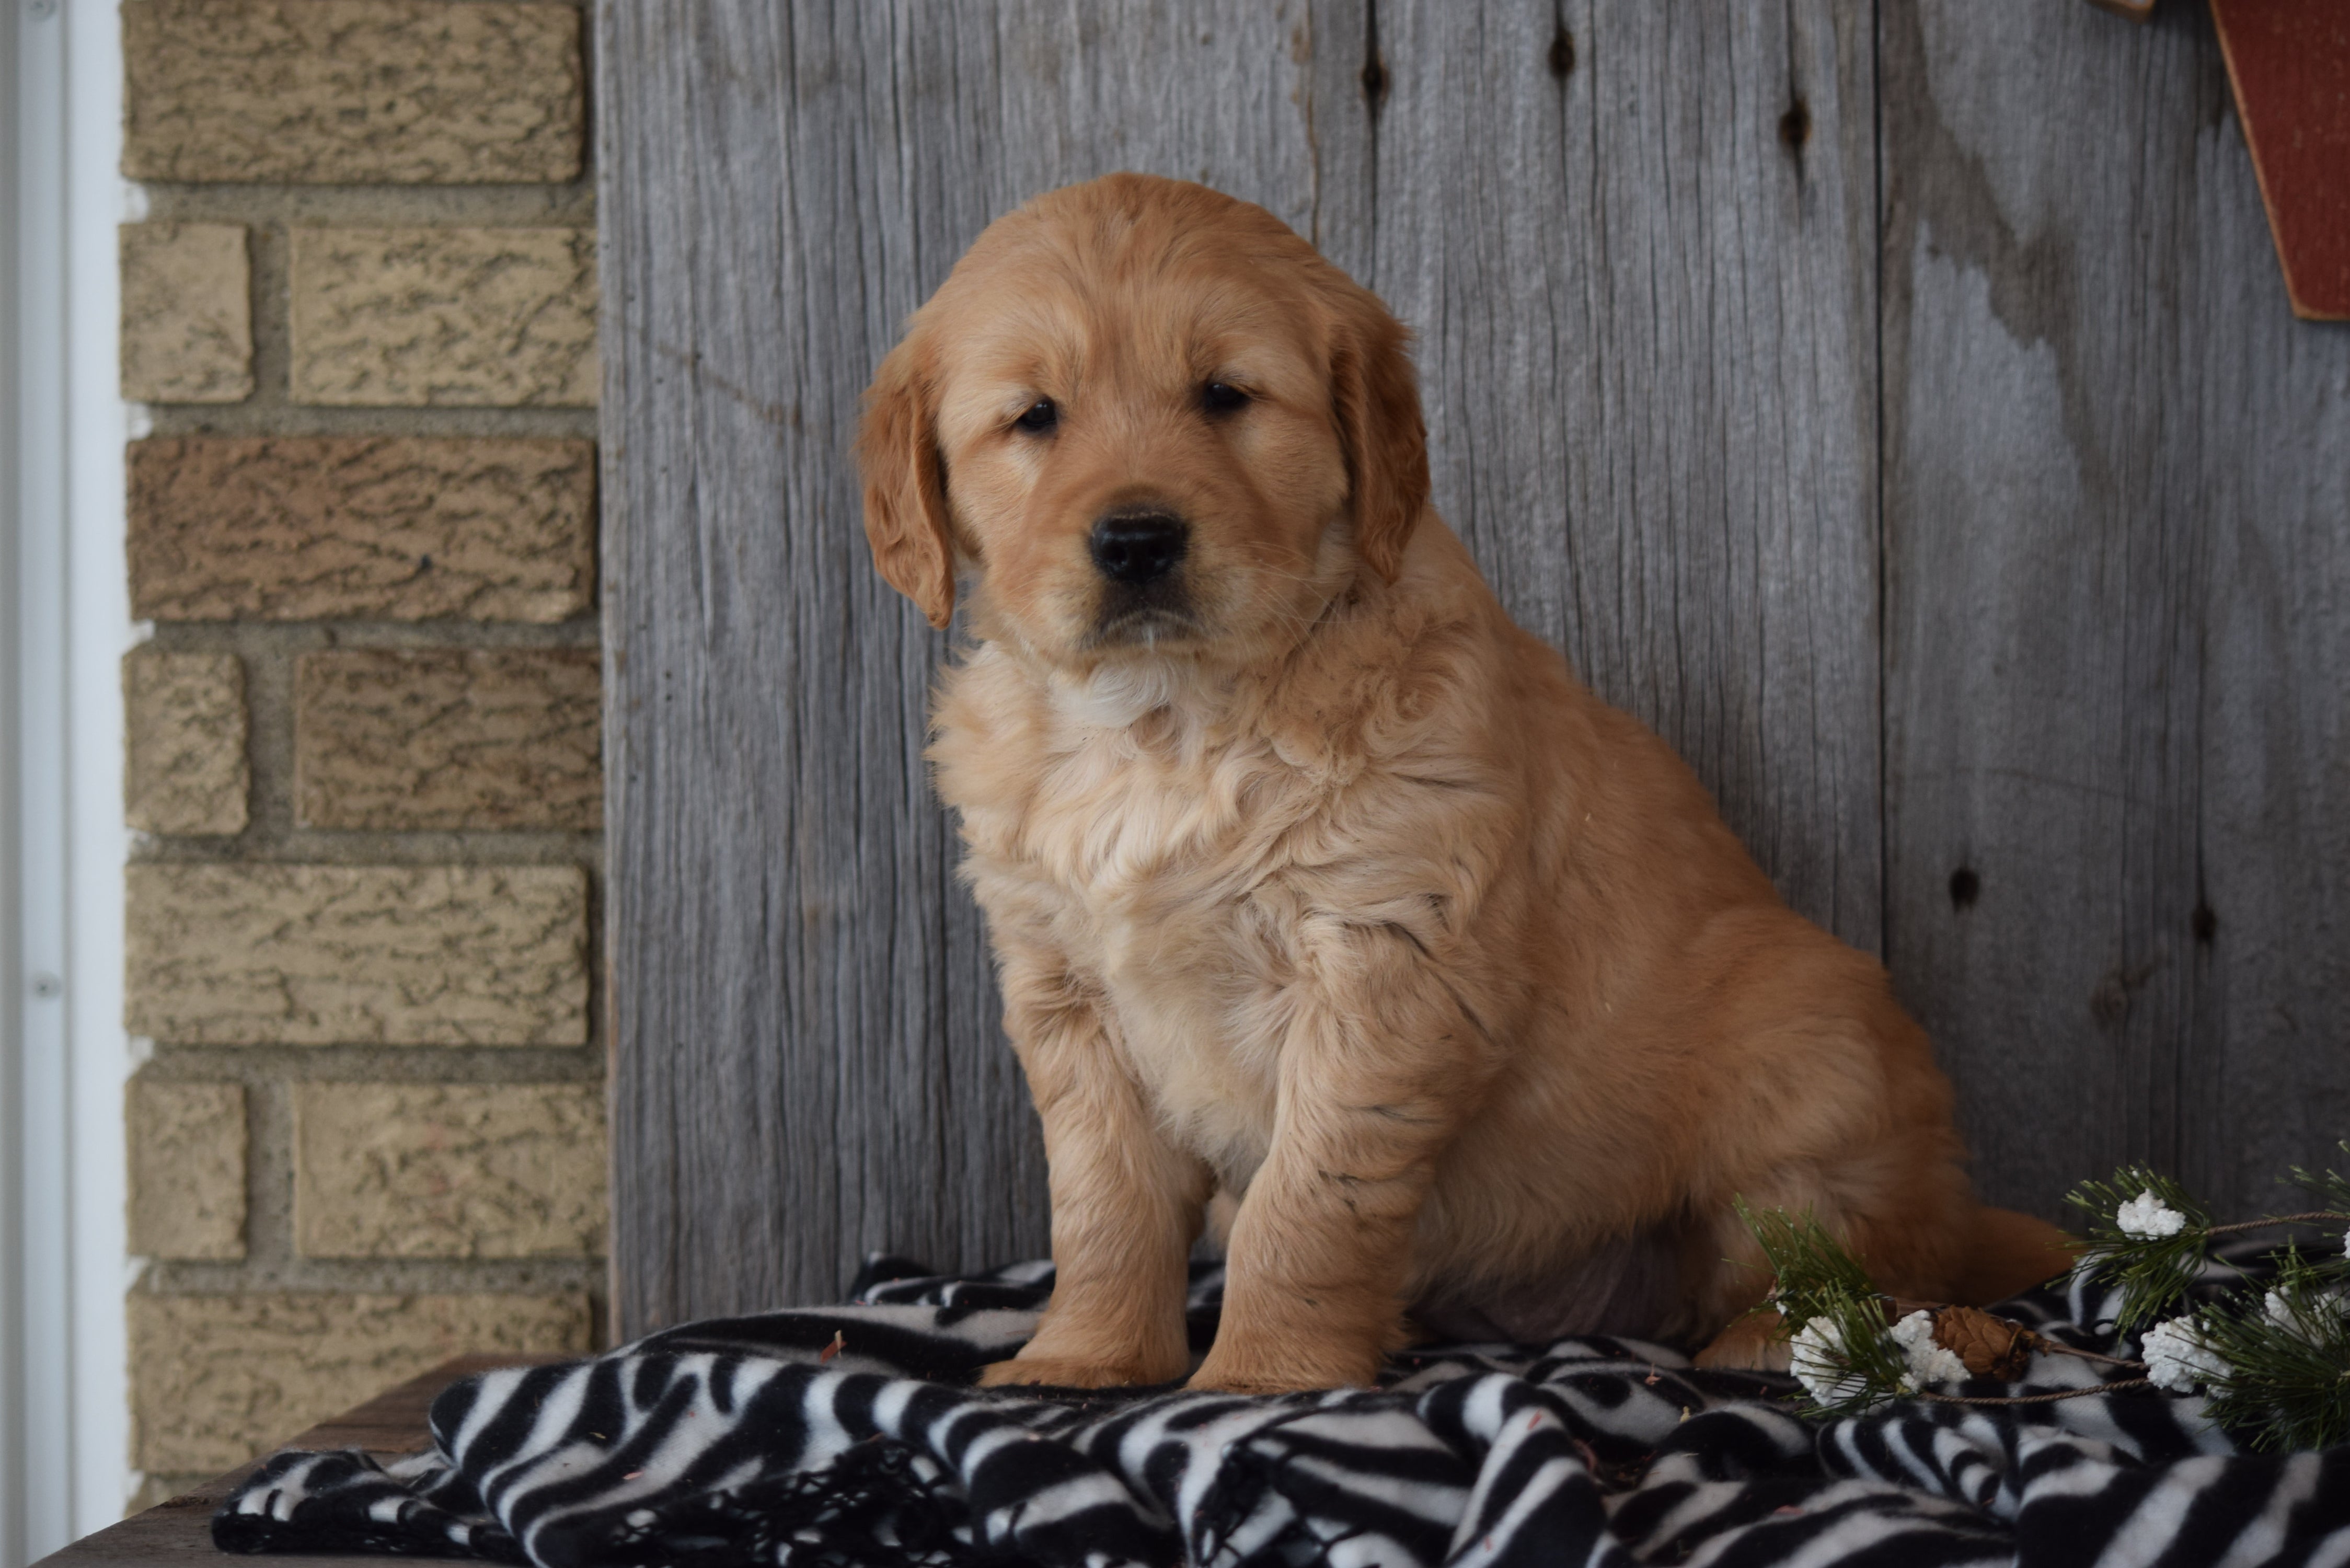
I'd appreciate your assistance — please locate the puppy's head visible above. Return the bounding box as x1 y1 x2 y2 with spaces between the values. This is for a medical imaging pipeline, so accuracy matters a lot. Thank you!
858 174 1426 670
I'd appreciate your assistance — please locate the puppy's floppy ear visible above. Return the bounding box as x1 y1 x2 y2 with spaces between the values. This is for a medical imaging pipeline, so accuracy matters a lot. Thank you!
857 333 957 629
1329 287 1430 583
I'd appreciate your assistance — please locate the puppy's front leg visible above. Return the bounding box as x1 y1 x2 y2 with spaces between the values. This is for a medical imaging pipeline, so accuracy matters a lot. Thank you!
1191 928 1494 1393
980 955 1211 1389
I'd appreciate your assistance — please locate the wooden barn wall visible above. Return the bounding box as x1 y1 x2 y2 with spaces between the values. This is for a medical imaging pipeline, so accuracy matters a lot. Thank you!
600 0 2350 1329
1880 5 2350 1218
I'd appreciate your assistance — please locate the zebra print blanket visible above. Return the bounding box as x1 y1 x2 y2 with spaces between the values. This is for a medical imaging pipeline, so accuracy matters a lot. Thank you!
215 1250 2350 1567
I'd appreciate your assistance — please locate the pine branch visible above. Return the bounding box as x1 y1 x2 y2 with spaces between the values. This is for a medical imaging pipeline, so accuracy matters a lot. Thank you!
2066 1166 2213 1329
1736 1201 1908 1415
1740 1163 2350 1439
1734 1201 2122 1416
1917 1379 2152 1406
2209 1213 2350 1238
1738 1198 1874 1306
2283 1142 2350 1223
2190 1247 2350 1452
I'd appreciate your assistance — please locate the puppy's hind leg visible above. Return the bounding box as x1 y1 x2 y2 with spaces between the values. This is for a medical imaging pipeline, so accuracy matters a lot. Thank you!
1694 1309 1791 1373
1688 1141 1980 1371
1956 1205 2080 1306
1686 1202 1796 1373
1690 1197 2078 1371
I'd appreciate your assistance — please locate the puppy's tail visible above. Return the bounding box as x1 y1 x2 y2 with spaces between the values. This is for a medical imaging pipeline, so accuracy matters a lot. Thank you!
1953 1204 2080 1306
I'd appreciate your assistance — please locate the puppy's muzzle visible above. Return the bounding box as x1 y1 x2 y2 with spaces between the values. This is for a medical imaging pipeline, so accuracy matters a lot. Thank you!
1089 510 1188 585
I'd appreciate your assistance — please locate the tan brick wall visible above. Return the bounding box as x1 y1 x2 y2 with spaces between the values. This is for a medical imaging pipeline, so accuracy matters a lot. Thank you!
123 1 583 185
290 227 598 407
123 649 250 836
120 0 605 1507
127 863 588 1046
129 436 595 623
126 1081 248 1261
293 1083 606 1259
130 1292 590 1474
120 224 253 403
295 650 601 830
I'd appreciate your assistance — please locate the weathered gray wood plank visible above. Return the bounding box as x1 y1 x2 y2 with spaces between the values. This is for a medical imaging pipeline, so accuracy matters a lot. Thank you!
599 0 1341 1330
609 0 2345 1327
603 1 1895 1329
1883 0 2350 1219
1361 1 1883 946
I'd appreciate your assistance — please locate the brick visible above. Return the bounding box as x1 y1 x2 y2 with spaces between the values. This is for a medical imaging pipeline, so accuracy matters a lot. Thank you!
126 1080 247 1261
128 436 595 624
120 224 252 404
290 228 596 407
125 863 588 1046
129 1290 588 1473
123 649 249 836
122 1 582 185
296 650 600 831
294 1082 605 1259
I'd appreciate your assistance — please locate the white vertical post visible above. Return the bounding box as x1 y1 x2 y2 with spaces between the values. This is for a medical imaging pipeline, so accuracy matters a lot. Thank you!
4 0 130 1555
64 0 131 1538
9 0 75 1553
0 0 26 1559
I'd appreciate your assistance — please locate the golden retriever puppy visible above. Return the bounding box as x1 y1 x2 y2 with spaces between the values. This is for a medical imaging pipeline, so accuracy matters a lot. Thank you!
858 172 2072 1393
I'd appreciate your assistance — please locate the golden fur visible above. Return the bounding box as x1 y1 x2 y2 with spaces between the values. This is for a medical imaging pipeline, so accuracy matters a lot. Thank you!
858 173 2073 1393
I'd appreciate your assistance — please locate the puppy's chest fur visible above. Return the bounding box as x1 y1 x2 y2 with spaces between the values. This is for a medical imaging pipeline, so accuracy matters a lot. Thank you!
937 659 1395 1183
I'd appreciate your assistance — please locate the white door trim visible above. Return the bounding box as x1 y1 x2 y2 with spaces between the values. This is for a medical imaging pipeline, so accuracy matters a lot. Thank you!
6 0 132 1554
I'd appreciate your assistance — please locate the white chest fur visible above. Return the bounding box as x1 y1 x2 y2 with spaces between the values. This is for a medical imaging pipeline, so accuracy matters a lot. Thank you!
941 662 1339 1186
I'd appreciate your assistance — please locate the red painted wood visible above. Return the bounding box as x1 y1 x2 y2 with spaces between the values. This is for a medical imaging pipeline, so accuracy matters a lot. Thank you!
2212 0 2350 319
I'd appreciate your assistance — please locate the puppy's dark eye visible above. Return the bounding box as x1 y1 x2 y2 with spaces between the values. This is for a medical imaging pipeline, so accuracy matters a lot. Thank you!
1013 398 1058 434
1201 381 1249 417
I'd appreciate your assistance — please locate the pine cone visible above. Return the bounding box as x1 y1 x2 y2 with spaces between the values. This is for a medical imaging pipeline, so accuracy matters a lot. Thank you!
1929 1306 2046 1380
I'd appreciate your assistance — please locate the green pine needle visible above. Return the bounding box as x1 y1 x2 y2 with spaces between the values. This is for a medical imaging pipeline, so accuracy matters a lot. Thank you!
1735 1159 2350 1437
2067 1165 2215 1330
2280 1142 2350 1243
2191 1247 2350 1453
1735 1199 1913 1417
1738 1198 1875 1313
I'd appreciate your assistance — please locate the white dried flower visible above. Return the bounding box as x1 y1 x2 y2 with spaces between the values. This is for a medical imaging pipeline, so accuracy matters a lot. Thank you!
1888 1310 1970 1385
2265 1285 2349 1336
1790 1317 1877 1405
2140 1317 2228 1393
2115 1190 2189 1240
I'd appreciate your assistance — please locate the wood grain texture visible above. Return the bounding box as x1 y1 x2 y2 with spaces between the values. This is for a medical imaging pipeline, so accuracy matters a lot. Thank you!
604 0 2350 1323
1882 0 2350 1219
600 0 1894 1326
1360 1 1883 945
599 1 1335 1331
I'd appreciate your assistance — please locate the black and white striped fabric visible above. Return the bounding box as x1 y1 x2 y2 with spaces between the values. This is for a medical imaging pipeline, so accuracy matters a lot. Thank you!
215 1249 2350 1567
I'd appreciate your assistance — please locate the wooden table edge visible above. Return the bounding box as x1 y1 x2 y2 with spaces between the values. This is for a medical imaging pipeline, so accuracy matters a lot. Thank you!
33 1354 573 1568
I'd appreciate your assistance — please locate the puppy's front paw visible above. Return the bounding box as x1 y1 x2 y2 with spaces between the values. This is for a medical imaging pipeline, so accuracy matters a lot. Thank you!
976 1354 1178 1390
1186 1341 1382 1394
1184 1367 1328 1396
1694 1311 1792 1373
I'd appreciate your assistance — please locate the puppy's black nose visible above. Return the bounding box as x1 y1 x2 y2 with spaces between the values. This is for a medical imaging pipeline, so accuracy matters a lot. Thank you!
1089 512 1188 584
